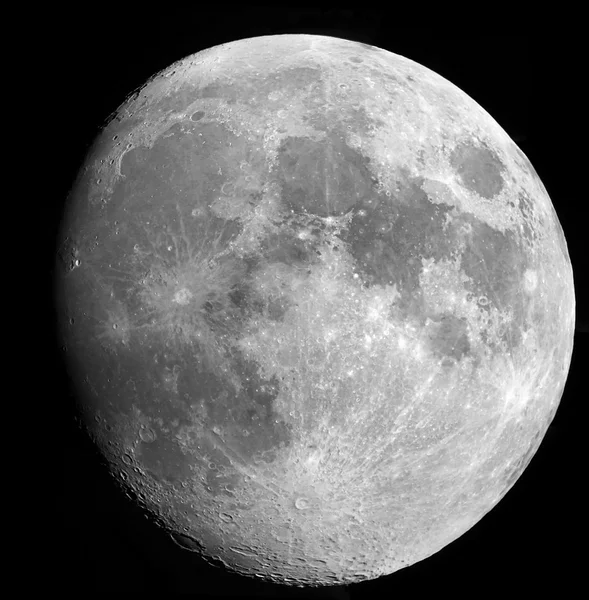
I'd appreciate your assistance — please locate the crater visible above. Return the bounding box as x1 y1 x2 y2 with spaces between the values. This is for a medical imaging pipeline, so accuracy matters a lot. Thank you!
171 532 205 552
173 287 193 305
450 141 505 199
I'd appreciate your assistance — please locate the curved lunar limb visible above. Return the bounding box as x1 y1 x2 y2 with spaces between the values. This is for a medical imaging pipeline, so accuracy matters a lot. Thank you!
53 34 575 586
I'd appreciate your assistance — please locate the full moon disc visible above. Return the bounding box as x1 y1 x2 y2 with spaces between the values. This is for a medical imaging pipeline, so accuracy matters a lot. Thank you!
53 34 575 586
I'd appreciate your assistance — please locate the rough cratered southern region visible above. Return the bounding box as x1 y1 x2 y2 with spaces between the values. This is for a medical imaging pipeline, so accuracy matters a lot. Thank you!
53 34 575 586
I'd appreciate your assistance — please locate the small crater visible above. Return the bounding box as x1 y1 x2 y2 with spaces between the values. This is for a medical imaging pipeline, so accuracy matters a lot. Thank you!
295 497 310 510
190 110 205 122
221 181 235 195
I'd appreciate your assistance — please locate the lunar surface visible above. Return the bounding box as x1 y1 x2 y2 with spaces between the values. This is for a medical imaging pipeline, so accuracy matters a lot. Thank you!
53 34 575 586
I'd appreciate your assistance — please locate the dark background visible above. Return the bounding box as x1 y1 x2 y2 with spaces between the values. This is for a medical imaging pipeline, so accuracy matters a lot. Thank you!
38 8 584 599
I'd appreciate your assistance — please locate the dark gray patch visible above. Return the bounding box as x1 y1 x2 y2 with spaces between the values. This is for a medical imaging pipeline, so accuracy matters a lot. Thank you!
340 173 455 316
198 81 241 104
227 286 250 312
200 290 245 335
459 217 528 351
199 66 322 107
179 362 227 408
178 344 293 469
348 56 363 64
226 280 269 321
136 433 194 485
266 296 291 322
176 243 294 327
119 121 233 217
450 142 505 199
426 313 471 364
214 351 292 461
190 110 205 121
261 229 321 268
340 170 530 355
203 264 292 325
275 132 374 217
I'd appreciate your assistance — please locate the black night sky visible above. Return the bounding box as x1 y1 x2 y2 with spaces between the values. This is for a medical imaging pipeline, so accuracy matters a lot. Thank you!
38 9 585 599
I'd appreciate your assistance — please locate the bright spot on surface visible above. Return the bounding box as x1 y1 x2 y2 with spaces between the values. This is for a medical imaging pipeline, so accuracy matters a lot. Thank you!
324 327 337 343
523 269 538 293
173 288 193 305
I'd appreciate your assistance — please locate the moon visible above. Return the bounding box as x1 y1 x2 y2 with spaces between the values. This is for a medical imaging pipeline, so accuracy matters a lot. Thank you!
53 34 575 587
